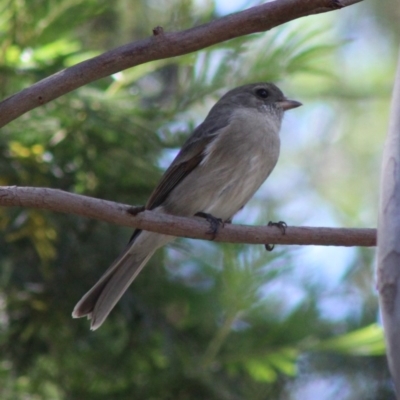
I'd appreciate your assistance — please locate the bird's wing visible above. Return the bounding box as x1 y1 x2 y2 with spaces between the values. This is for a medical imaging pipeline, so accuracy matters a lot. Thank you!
146 114 230 210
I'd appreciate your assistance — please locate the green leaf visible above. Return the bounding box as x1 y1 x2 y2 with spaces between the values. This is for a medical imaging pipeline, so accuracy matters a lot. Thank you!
244 359 278 382
243 347 298 382
313 324 386 356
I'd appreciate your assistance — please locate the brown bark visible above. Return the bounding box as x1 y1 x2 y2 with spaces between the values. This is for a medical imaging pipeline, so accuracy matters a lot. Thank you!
0 0 362 128
377 49 400 397
0 186 375 247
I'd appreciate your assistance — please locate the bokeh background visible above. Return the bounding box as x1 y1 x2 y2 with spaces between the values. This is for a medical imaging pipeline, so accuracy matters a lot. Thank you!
0 0 399 398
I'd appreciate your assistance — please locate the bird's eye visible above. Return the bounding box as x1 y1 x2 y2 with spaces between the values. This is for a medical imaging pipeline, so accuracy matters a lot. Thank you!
256 88 269 98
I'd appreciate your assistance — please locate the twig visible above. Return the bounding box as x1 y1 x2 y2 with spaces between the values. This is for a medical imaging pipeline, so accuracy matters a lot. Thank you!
0 0 362 128
201 310 239 369
0 186 376 247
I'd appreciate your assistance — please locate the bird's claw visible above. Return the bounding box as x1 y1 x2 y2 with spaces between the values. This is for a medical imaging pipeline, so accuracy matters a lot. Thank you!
265 220 287 251
265 243 275 251
268 220 287 234
195 212 224 239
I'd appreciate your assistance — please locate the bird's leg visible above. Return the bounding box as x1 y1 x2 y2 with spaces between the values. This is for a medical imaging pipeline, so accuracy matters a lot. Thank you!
265 221 287 251
126 205 146 216
195 212 224 239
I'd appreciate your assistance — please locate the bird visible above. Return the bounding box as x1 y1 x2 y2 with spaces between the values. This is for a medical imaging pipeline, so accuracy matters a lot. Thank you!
72 82 302 330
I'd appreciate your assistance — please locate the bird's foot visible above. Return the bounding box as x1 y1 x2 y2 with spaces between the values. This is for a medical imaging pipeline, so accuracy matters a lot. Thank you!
195 212 224 239
265 220 287 251
127 205 145 216
268 220 287 234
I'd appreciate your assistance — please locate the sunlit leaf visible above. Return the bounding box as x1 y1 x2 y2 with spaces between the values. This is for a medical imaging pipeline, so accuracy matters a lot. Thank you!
314 324 386 356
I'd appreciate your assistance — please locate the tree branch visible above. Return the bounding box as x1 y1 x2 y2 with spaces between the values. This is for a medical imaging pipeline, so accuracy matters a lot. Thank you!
0 0 362 128
377 48 400 396
0 186 375 247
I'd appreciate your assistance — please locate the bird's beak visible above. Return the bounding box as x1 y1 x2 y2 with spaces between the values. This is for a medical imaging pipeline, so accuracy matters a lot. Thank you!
276 98 302 111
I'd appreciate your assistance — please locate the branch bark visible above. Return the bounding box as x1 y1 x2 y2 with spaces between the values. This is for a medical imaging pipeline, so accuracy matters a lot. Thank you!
377 49 400 397
0 186 375 247
0 0 362 128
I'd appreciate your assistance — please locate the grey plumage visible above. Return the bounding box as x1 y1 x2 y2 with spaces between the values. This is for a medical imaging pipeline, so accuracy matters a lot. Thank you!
72 82 302 330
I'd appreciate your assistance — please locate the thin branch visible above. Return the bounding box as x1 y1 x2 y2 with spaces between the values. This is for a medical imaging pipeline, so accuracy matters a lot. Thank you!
0 0 362 128
0 186 376 247
377 49 400 396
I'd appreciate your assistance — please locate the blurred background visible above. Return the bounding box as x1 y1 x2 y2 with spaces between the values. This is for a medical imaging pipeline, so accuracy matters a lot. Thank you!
0 0 398 398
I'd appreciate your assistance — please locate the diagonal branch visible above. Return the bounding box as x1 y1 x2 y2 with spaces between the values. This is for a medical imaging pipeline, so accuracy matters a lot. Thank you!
0 0 362 128
0 186 376 247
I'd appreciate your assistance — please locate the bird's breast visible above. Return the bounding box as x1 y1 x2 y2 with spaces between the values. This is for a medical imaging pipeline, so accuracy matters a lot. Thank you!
199 108 281 218
163 108 282 220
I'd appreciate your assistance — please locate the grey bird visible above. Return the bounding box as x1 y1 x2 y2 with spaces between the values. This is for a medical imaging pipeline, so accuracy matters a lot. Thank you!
72 82 302 330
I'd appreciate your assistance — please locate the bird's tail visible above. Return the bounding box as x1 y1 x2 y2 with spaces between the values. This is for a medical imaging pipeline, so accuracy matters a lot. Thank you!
72 231 171 330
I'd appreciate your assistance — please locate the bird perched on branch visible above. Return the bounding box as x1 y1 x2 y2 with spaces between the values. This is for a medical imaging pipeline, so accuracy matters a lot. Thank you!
72 82 302 330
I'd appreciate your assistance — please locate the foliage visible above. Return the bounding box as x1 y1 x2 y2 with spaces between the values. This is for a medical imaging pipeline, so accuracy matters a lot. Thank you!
0 0 395 399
